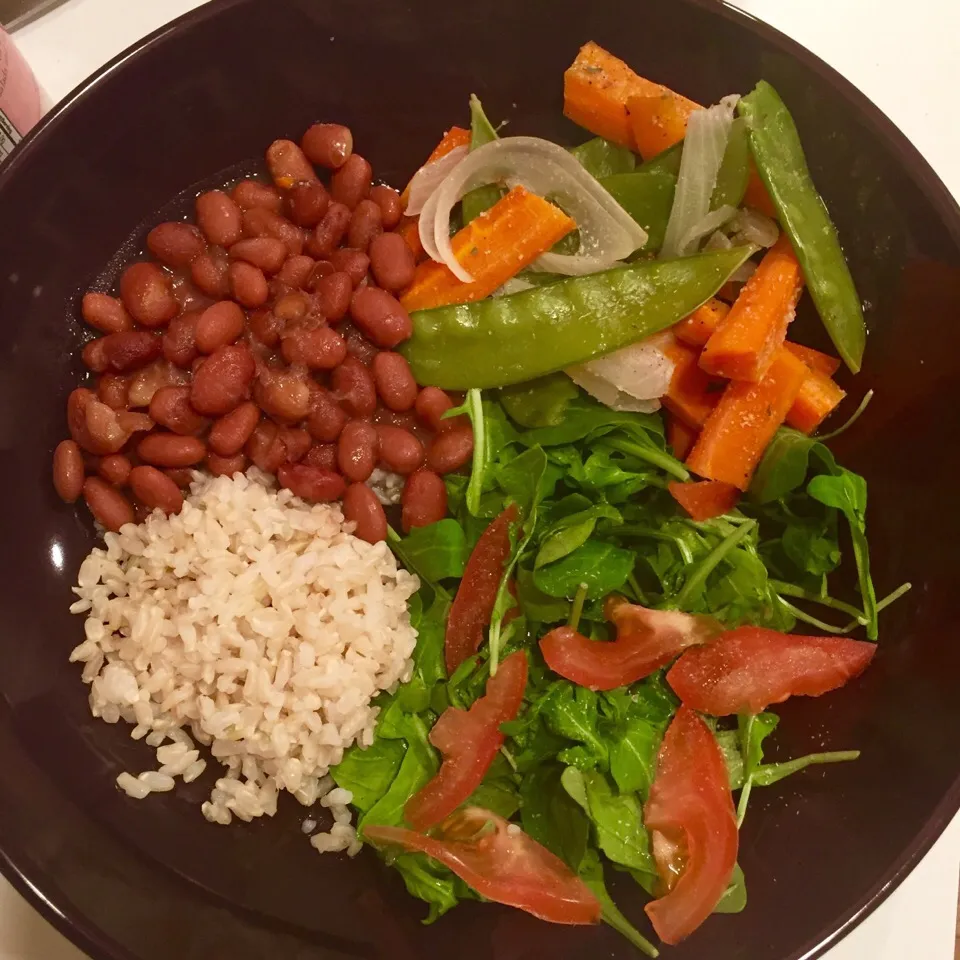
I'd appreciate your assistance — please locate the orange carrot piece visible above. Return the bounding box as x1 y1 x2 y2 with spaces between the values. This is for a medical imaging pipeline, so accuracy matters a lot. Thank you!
674 298 730 348
663 340 723 428
783 342 841 378
397 216 425 261
686 349 809 490
744 163 778 219
563 42 672 148
668 479 740 521
699 236 803 382
400 126 472 207
667 414 699 461
627 92 699 161
786 367 846 434
399 186 575 312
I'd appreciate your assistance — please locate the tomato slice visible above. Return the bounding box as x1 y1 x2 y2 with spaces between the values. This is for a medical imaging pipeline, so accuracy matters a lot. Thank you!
365 807 601 925
667 479 740 521
644 705 738 944
539 596 722 691
445 504 518 674
666 625 876 715
405 650 527 830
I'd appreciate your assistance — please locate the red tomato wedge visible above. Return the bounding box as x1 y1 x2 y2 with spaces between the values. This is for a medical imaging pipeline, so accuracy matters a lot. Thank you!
445 504 518 674
539 596 722 691
667 625 877 716
668 479 740 521
405 651 528 830
365 807 601 925
644 706 738 944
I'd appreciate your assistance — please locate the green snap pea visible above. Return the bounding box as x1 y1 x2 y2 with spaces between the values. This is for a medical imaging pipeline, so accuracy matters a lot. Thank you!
739 81 866 373
401 246 755 389
711 117 750 211
570 137 636 179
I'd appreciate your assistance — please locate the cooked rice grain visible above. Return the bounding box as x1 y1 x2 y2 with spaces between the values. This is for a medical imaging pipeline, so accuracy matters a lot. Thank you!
70 469 418 856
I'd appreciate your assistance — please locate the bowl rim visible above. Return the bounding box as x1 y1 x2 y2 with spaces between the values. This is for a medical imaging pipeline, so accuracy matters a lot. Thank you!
2 1 959 958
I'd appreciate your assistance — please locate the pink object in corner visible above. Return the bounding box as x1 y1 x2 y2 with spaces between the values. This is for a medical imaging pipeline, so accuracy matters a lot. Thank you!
0 27 41 161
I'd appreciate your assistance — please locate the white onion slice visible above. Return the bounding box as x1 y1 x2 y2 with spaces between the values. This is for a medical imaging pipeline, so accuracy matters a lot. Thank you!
660 96 739 260
731 208 780 248
495 276 535 296
730 260 758 284
419 136 648 283
404 145 469 216
568 367 662 413
704 230 733 252
678 204 737 257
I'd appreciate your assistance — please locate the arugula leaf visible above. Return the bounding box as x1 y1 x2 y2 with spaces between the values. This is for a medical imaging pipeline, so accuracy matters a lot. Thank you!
715 728 744 791
500 373 579 428
535 504 622 569
393 854 462 923
535 540 635 600
462 95 502 224
579 849 660 958
539 683 609 770
467 753 521 819
609 716 662 797
570 137 637 179
714 863 748 914
781 514 841 577
395 595 448 714
515 568 570 623
518 395 666 449
752 750 860 786
330 737 406 814
750 428 822 504
520 763 590 870
398 520 468 582
561 767 654 874
735 711 779 825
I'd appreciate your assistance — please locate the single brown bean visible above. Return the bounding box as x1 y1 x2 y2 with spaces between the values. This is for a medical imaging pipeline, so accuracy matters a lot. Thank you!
190 251 230 299
266 139 318 189
196 190 243 247
273 290 310 323
332 355 377 417
377 425 425 475
229 237 288 275
97 373 130 409
349 286 412 348
312 271 352 322
81 292 132 334
368 185 403 230
254 369 312 422
98 454 132 486
343 482 387 543
372 351 418 411
277 463 346 502
137 433 206 468
346 199 382 253
149 385 209 435
337 420 378 482
67 388 96 449
83 477 135 532
164 468 194 488
208 401 259 456
146 222 206 268
206 452 248 477
369 232 416 292
281 325 347 370
341 320 380 364
309 202 352 258
229 261 269 308
248 307 283 347
330 248 370 287
119 262 179 328
231 179 283 213
161 311 200 368
129 465 184 514
288 182 330 227
374 408 422 434
279 427 312 463
401 469 448 532
415 385 465 432
82 338 109 373
195 300 245 353
244 421 285 472
305 388 347 442
301 123 353 170
330 154 372 209
306 260 335 287
427 425 474 474
276 254 316 289
303 443 338 471
101 331 162 373
190 343 256 415
53 440 85 503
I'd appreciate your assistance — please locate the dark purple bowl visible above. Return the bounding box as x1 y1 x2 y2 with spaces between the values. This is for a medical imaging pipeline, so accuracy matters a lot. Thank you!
1 1 959 958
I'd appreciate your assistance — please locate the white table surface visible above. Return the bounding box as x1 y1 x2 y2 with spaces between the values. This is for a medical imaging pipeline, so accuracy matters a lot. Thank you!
4 1 959 958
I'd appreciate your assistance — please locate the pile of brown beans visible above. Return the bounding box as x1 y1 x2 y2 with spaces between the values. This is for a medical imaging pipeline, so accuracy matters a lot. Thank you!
52 122 474 544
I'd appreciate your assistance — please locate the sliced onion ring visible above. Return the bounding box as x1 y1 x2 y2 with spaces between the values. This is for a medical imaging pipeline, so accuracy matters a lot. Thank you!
419 136 648 283
404 145 469 217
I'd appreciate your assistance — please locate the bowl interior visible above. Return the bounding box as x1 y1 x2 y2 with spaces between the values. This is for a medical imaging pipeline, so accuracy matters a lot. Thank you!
1 1 960 958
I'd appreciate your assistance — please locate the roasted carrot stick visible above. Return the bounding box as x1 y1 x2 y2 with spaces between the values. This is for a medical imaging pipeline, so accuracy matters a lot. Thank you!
627 91 699 161
699 236 803 382
666 413 699 461
783 342 841 377
743 162 779 219
397 216 425 261
674 298 730 348
399 186 575 312
563 42 670 148
668 479 740 521
786 366 846 434
400 126 472 208
663 340 723 428
686 348 808 490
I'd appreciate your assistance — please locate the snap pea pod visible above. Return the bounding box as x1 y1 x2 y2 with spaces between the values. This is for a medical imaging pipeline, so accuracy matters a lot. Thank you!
570 137 636 179
461 95 503 226
711 117 750 211
739 81 866 373
401 245 755 389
